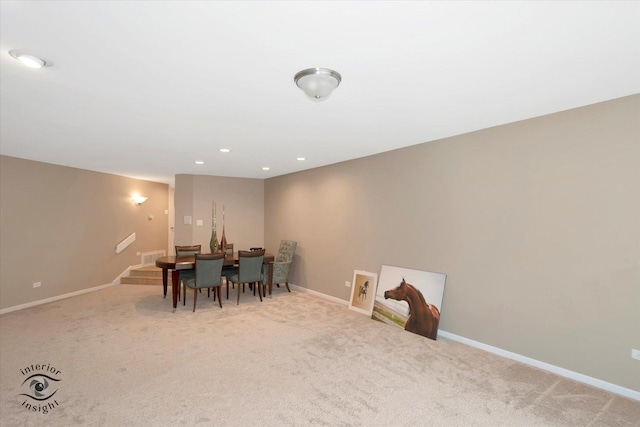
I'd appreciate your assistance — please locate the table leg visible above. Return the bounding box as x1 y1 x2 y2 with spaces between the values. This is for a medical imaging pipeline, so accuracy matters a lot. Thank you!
162 268 168 298
267 262 274 296
171 269 179 313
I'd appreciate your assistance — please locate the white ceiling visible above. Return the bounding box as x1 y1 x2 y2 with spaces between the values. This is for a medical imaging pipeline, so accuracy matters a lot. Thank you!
1 1 639 186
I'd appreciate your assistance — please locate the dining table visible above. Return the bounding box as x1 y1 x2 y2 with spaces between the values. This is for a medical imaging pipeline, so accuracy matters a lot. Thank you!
155 252 275 312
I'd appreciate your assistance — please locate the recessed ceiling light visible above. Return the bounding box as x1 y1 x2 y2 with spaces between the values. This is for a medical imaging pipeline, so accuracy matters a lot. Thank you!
219 148 230 153
9 50 49 68
297 157 306 161
262 167 270 171
195 161 204 165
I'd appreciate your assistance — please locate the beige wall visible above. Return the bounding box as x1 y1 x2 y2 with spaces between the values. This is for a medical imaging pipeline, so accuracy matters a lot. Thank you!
264 95 640 391
0 156 169 310
174 174 264 252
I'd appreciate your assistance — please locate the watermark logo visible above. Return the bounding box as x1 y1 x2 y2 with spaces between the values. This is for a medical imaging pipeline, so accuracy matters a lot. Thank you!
18 364 61 414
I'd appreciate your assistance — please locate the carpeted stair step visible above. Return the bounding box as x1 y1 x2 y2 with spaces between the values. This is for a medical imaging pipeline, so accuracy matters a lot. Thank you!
131 266 162 277
121 266 163 285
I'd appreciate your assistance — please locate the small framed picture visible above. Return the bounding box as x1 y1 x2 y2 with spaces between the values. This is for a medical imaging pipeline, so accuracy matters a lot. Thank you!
348 270 379 315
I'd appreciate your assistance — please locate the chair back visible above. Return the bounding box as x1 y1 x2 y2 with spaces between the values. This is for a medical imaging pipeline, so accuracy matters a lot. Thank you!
238 250 265 283
276 240 297 262
175 245 201 257
224 243 234 256
194 253 225 288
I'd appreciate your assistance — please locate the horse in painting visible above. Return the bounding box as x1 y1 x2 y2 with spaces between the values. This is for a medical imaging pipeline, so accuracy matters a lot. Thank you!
384 278 440 340
357 281 369 302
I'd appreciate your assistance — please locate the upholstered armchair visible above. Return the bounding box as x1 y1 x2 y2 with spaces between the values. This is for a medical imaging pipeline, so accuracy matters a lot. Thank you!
263 240 297 293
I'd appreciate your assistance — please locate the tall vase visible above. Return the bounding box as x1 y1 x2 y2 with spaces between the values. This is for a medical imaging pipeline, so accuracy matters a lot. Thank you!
210 227 219 253
220 225 227 251
210 200 219 253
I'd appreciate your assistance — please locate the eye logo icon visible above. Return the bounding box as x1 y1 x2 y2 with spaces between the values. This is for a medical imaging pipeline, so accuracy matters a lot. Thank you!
18 363 62 414
20 374 60 401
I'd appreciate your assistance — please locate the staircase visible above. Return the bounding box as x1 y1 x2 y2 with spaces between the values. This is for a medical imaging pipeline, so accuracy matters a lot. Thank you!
120 266 163 286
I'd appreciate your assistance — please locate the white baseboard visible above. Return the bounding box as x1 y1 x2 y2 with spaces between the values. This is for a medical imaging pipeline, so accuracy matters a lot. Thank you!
0 282 120 315
289 283 348 306
0 265 141 315
437 331 640 401
291 284 640 401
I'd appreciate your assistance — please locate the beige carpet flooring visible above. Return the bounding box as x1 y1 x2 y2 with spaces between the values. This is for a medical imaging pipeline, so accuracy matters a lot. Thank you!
0 284 638 426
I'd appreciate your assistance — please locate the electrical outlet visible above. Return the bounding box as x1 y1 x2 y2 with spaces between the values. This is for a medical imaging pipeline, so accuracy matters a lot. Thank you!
33 282 41 288
632 349 640 361
345 281 351 287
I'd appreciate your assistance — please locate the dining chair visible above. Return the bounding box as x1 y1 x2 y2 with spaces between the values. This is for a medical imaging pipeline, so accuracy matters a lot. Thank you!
221 243 235 289
262 240 297 294
224 243 234 255
175 245 201 256
182 253 225 312
174 245 202 300
226 250 265 305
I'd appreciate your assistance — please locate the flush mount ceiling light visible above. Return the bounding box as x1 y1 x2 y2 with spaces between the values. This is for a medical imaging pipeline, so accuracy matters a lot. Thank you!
294 68 341 101
9 49 51 68
219 148 230 153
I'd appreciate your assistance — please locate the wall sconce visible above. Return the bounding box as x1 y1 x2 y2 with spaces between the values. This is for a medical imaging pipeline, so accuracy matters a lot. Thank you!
9 49 52 69
132 195 148 205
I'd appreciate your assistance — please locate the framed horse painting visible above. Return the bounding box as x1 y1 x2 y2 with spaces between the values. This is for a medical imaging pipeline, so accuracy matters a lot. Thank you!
372 265 446 340
348 270 379 315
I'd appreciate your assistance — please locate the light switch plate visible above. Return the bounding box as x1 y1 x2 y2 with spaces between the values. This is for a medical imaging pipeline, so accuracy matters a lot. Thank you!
184 215 192 225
